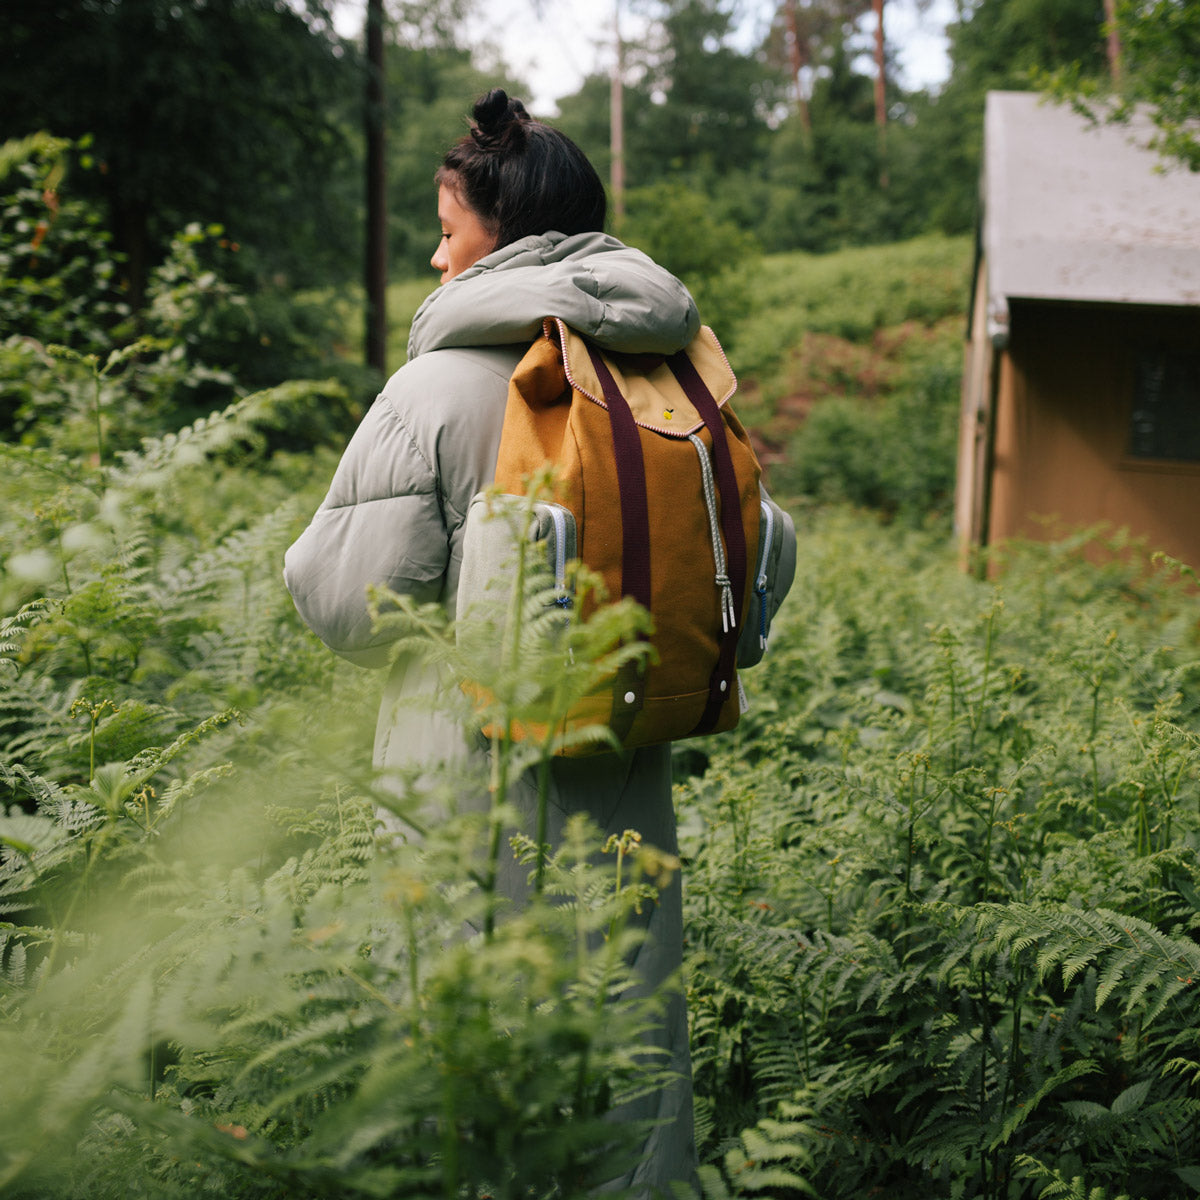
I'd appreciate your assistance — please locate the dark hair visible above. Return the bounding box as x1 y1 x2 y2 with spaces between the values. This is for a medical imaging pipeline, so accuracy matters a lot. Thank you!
437 88 607 249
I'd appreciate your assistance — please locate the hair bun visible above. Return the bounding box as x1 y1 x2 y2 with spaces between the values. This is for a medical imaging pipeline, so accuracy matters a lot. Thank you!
471 88 529 149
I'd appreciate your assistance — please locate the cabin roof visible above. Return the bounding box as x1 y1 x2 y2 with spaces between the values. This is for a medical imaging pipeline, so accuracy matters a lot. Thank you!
981 90 1200 340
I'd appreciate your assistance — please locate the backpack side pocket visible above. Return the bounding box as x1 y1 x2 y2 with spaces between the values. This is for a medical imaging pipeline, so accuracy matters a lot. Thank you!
457 492 578 633
736 490 796 669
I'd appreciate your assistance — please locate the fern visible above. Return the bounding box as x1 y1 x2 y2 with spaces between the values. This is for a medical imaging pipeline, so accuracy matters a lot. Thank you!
975 903 1200 1024
1015 1154 1134 1200
696 1104 816 1198
10 278 1200 1200
107 378 344 491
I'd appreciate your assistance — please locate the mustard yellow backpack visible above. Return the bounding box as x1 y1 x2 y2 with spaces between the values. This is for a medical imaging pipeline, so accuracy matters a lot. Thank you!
457 318 795 753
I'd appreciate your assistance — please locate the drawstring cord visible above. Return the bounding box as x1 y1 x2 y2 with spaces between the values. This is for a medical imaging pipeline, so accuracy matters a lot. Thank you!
688 433 737 634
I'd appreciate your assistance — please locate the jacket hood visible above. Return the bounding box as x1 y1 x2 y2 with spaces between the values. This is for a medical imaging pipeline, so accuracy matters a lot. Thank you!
407 231 700 361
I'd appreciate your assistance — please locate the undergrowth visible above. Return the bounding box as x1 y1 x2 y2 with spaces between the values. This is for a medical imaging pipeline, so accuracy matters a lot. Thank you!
5 142 1199 1196
684 511 1200 1199
0 386 691 1197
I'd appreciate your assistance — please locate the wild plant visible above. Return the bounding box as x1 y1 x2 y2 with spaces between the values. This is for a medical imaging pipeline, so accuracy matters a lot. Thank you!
682 513 1200 1199
0 756 675 1197
0 397 692 1196
0 134 129 368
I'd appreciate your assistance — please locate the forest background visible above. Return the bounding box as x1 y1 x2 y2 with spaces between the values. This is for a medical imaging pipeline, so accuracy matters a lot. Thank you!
0 0 1152 356
3 1 1200 1197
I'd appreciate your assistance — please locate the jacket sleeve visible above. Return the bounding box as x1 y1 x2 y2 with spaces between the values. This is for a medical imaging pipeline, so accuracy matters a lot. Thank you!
283 387 449 669
408 235 701 359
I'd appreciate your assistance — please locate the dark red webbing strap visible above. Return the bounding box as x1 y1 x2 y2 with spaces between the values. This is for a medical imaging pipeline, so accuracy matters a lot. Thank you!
667 350 748 733
585 345 652 612
585 344 651 740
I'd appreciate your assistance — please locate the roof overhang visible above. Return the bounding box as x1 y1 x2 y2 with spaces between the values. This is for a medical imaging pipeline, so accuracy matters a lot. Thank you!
981 91 1200 345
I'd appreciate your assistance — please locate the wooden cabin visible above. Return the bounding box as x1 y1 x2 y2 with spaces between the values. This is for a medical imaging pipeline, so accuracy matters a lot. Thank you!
955 90 1200 568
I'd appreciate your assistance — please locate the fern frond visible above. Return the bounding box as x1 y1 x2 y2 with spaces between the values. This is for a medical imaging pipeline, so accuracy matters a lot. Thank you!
1163 1056 1200 1086
700 1110 817 1197
995 1058 1099 1146
108 379 345 489
0 442 97 493
1014 1153 1133 1200
975 902 1200 1025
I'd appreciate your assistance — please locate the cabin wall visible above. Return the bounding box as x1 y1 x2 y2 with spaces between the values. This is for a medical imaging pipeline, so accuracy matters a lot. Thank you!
988 300 1200 565
955 255 995 563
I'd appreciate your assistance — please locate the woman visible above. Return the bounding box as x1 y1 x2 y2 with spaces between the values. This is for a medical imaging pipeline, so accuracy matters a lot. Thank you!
284 89 700 1191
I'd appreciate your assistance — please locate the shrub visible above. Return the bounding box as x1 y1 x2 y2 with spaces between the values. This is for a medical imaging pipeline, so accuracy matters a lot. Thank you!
0 134 129 361
0 378 688 1196
621 181 760 347
1 136 374 450
778 362 960 523
685 509 1200 1197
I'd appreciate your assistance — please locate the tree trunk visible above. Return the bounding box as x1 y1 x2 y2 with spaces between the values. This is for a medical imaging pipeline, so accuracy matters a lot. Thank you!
365 0 388 375
610 0 625 229
784 0 811 135
111 195 150 313
1103 0 1123 83
872 0 888 188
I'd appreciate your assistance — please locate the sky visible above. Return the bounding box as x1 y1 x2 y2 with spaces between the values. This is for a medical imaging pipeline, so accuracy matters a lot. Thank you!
477 0 956 113
338 1 955 115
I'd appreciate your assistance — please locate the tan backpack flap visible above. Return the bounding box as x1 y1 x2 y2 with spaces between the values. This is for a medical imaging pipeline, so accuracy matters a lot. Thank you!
548 318 737 438
498 336 575 481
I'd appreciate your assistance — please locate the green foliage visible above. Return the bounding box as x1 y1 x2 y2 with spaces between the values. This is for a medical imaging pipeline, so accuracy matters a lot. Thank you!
779 363 961 522
733 233 971 375
752 42 911 252
134 222 373 432
0 334 692 1194
0 0 359 297
1112 0 1200 170
553 1 772 206
9 158 1200 1195
1041 0 1200 171
0 372 347 803
0 136 129 366
385 44 525 278
901 0 1111 235
1 138 368 452
722 234 969 523
694 1102 817 1197
548 0 1111 260
0 790 666 1197
681 508 1200 1197
634 0 772 178
622 181 760 343
1015 1156 1133 1200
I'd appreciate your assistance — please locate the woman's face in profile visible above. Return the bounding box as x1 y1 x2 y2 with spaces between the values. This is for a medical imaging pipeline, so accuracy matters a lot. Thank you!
431 183 496 284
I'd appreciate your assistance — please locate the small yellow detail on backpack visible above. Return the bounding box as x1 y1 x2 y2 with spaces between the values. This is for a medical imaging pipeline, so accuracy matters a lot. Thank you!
663 407 674 420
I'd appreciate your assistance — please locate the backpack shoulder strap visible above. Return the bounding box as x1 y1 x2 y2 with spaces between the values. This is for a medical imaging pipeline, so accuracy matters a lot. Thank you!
666 350 748 735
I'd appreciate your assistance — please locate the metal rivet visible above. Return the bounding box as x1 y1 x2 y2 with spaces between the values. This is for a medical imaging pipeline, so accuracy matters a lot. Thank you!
719 679 728 692
624 690 636 704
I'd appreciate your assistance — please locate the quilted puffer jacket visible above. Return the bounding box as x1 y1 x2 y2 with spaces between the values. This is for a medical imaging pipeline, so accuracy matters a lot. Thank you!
283 230 701 1193
285 232 697 665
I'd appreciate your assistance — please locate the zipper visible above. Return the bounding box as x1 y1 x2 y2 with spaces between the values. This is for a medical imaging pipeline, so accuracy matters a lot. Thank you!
545 504 571 609
755 498 773 650
543 503 574 663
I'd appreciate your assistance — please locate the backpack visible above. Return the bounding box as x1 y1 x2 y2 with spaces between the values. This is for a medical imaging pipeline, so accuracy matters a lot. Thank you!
456 317 795 754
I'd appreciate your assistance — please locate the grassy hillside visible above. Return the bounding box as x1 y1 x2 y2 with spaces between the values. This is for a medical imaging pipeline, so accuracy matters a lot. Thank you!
725 234 973 520
379 233 972 402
